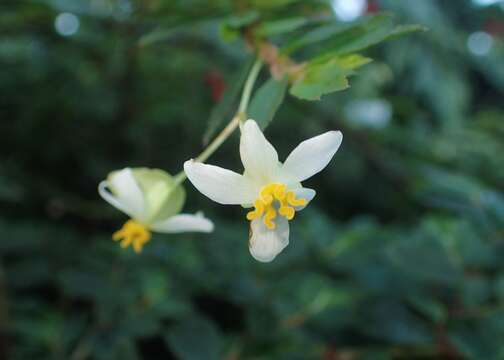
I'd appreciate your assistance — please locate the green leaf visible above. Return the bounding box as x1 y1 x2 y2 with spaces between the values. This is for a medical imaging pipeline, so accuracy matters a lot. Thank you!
461 276 491 306
495 275 504 301
248 76 288 129
203 58 253 144
359 352 393 360
138 27 178 47
255 17 308 37
328 21 427 56
386 235 460 285
283 13 425 56
407 296 446 323
219 12 260 41
283 21 357 54
320 14 398 56
251 0 305 9
363 301 433 345
93 336 141 360
388 24 429 39
449 311 504 360
219 23 240 42
165 316 223 360
225 11 259 29
290 54 371 100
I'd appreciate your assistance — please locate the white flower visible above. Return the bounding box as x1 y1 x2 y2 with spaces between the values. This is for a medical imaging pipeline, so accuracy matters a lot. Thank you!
184 119 342 262
98 167 214 253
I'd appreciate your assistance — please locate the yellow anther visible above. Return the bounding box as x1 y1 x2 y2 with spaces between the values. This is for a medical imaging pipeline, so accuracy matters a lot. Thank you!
286 192 307 207
260 186 274 205
247 200 265 220
112 219 151 253
279 205 295 220
263 207 277 230
119 235 133 248
246 183 307 230
273 184 286 200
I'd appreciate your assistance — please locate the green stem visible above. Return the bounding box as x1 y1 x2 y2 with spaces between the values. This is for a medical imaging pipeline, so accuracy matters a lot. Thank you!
174 58 262 184
237 58 262 121
195 115 240 163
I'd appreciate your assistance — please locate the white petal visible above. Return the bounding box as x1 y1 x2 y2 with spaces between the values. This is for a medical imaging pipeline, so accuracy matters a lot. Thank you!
292 187 316 211
98 181 134 217
282 131 343 182
249 217 289 263
184 160 257 205
107 168 145 219
150 213 214 233
240 119 279 181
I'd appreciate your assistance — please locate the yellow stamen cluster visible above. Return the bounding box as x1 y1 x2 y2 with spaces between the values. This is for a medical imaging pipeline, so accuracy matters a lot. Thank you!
246 183 307 230
112 219 151 253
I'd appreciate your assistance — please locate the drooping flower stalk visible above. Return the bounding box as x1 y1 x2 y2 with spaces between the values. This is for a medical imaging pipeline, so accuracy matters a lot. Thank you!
174 58 263 186
98 58 263 253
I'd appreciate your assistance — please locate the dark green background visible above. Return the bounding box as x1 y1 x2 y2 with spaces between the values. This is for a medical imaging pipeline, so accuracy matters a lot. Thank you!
1 0 504 359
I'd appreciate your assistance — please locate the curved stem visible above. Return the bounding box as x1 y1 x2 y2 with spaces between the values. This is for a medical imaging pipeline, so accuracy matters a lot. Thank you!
237 58 263 123
195 115 240 163
174 58 262 185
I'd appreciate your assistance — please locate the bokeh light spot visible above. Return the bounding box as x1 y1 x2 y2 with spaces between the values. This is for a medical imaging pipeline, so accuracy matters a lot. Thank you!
471 0 502 6
331 0 367 22
467 31 493 56
54 12 80 37
344 99 392 129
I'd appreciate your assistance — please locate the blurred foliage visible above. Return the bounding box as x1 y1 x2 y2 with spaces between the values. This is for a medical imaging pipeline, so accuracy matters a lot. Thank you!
1 0 504 359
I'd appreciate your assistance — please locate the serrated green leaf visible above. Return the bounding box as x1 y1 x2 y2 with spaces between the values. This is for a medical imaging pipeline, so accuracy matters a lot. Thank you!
248 76 288 129
290 54 371 100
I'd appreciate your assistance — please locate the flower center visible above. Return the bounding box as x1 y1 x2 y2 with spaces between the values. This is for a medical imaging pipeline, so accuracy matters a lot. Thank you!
246 183 307 230
112 219 152 253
